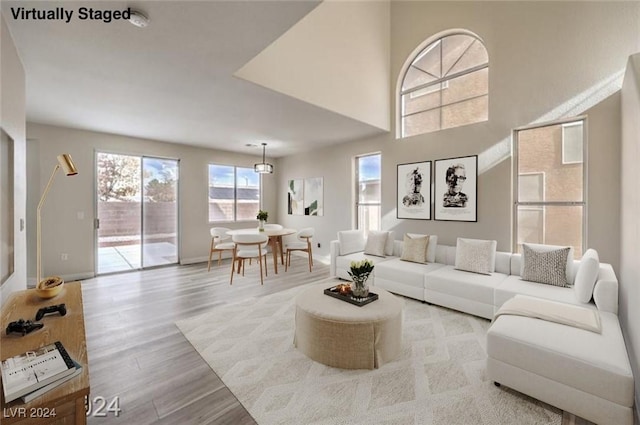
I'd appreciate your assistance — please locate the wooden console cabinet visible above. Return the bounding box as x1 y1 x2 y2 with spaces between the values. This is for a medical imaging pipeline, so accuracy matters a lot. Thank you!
1 282 90 424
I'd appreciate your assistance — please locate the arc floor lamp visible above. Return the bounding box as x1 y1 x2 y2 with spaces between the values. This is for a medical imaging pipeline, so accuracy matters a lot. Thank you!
37 154 78 286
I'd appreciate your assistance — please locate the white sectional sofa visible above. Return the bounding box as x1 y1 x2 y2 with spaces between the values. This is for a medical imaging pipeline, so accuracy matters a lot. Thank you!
330 230 634 425
329 231 618 319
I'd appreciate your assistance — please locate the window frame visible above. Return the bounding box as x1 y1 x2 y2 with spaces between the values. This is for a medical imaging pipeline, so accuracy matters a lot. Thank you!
397 30 489 139
561 121 584 165
207 163 261 223
512 116 588 254
355 152 381 234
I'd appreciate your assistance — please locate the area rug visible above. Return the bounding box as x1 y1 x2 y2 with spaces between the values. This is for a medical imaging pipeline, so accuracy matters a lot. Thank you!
176 282 563 425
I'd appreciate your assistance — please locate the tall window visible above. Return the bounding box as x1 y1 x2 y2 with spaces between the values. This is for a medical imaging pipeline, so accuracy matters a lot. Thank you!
514 118 586 256
208 164 260 222
356 153 381 233
399 31 488 138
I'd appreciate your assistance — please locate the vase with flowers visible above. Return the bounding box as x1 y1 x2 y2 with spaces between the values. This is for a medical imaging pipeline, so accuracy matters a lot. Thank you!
347 259 374 298
256 210 269 232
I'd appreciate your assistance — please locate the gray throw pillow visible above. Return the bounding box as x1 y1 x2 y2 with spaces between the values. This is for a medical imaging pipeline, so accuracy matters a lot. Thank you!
521 244 571 287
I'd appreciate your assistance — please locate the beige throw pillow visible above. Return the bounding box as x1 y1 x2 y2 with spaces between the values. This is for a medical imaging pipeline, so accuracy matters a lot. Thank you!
400 234 429 264
406 233 438 262
364 231 388 257
384 231 396 256
454 238 497 275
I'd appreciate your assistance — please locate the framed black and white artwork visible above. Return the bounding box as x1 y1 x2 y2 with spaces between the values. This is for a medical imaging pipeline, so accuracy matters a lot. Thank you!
434 155 477 222
397 161 431 220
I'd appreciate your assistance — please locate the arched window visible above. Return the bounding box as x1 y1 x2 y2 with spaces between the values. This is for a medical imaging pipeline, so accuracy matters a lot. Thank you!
399 31 488 138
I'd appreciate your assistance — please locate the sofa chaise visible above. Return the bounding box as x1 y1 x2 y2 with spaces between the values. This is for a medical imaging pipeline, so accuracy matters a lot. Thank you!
329 230 634 425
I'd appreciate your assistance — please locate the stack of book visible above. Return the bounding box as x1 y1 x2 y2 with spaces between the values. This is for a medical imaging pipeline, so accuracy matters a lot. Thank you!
1 341 82 403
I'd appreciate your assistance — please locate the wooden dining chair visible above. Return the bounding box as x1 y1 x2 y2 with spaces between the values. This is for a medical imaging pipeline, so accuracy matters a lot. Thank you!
285 227 314 272
208 227 235 271
230 234 269 285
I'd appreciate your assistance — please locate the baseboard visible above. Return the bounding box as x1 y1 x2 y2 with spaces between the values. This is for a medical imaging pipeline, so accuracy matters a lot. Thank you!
60 272 95 283
181 256 210 265
182 252 330 266
29 272 95 287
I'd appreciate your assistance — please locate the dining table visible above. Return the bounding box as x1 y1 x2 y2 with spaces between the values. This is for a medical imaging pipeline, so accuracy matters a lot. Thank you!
226 227 297 274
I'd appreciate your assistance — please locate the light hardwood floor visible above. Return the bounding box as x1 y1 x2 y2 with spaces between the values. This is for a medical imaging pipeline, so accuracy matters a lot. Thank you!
82 257 589 425
82 256 330 425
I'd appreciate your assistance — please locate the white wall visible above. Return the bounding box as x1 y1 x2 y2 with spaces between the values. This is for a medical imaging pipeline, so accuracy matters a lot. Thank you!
235 0 390 131
620 53 640 424
0 15 27 305
277 1 639 270
26 123 278 281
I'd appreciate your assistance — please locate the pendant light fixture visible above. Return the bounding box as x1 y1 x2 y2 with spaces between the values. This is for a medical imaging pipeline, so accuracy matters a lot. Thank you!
254 143 274 174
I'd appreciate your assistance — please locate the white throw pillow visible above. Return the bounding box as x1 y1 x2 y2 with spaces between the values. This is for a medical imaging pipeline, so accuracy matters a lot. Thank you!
520 243 574 282
407 233 437 263
384 231 396 256
574 249 600 303
454 238 497 275
338 230 365 255
521 244 571 287
400 234 429 264
364 231 388 257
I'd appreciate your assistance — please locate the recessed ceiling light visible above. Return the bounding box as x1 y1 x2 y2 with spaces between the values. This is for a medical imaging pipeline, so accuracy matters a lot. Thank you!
128 10 149 28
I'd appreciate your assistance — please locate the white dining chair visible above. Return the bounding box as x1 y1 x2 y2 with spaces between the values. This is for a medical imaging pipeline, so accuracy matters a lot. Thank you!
230 233 269 285
262 223 284 231
208 227 235 271
285 227 314 272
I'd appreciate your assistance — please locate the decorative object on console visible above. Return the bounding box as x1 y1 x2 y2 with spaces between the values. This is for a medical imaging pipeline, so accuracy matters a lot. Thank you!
34 275 64 299
256 210 268 232
6 319 43 336
397 161 432 220
400 233 430 263
434 155 477 222
22 358 83 403
35 303 67 321
347 259 374 298
287 179 304 215
521 244 572 287
1 341 76 402
37 153 78 287
454 238 497 275
303 177 323 216
254 142 273 174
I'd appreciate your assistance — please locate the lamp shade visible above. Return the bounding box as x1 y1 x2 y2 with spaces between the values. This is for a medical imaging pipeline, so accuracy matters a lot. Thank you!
254 143 273 174
254 162 274 174
57 154 78 176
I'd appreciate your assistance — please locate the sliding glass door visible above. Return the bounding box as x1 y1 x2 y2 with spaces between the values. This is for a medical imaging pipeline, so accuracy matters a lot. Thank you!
96 153 179 274
141 157 179 268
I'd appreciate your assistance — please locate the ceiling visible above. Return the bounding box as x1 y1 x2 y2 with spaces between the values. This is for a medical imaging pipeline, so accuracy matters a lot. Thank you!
2 1 386 157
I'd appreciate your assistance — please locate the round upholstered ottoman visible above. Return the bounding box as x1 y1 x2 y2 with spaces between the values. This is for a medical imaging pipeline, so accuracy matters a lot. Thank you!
293 282 403 369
